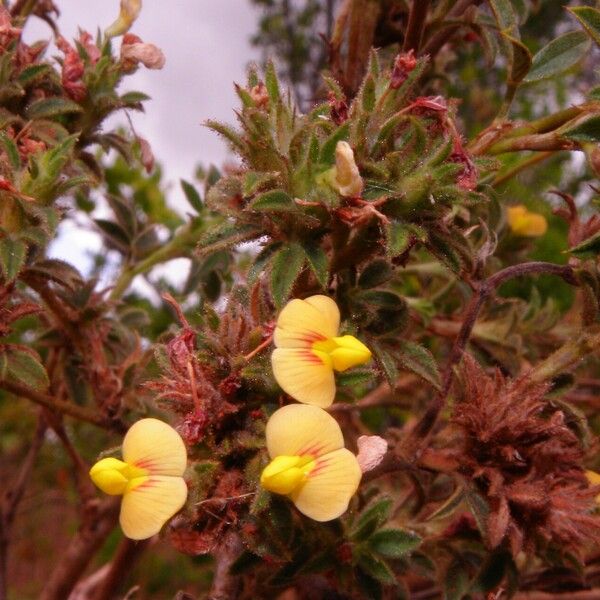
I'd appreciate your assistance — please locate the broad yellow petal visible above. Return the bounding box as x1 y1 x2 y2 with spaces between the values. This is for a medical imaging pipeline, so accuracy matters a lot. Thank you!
266 404 344 459
120 476 187 540
274 296 339 348
290 448 362 521
122 418 187 476
271 348 336 407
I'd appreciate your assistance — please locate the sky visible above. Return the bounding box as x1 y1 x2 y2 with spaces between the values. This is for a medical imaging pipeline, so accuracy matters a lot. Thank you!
23 1 260 277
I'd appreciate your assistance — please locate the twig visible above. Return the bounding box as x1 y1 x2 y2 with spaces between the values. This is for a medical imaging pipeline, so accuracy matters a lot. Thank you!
93 538 150 600
0 379 124 431
39 498 120 600
207 531 243 600
243 334 273 361
492 151 554 187
0 414 46 600
403 0 430 53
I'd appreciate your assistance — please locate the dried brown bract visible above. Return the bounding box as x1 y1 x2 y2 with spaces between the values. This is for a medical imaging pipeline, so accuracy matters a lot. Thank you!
452 355 600 557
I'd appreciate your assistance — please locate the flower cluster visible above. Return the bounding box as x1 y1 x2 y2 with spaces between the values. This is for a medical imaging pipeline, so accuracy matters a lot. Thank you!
90 295 372 538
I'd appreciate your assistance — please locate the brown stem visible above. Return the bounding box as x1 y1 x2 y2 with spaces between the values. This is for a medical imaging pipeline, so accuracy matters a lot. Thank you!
403 0 430 53
0 414 46 600
208 531 243 600
0 379 124 432
93 538 150 600
39 498 120 600
421 0 482 57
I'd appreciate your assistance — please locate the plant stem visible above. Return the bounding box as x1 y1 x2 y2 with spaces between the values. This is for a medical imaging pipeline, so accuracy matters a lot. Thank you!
403 0 430 53
492 151 554 187
0 379 123 431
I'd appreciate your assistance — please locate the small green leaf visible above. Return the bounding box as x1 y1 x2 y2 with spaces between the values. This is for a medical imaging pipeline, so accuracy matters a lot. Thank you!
197 222 261 257
250 189 296 212
181 179 203 212
444 558 471 600
369 529 421 558
426 487 465 521
4 347 49 391
18 64 51 86
265 60 280 103
248 242 282 286
319 123 349 165
524 31 590 82
353 497 393 541
465 490 490 538
386 222 412 257
563 115 600 144
0 238 27 283
569 6 600 47
270 243 305 308
569 229 600 256
488 0 517 31
357 552 395 585
302 242 328 288
26 97 83 119
370 341 399 387
358 259 393 289
502 33 532 86
120 90 151 105
0 132 20 169
397 340 441 390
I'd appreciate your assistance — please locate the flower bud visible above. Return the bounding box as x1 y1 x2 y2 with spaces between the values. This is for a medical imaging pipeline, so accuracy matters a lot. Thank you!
121 40 165 70
334 141 363 197
356 435 388 473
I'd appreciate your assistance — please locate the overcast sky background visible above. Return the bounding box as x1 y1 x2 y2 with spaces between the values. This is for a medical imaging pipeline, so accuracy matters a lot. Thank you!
23 1 261 278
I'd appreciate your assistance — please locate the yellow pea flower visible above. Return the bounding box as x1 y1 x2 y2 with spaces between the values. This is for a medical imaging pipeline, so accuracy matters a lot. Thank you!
89 418 188 540
586 470 600 504
507 205 547 237
271 295 371 407
261 404 362 521
105 0 142 38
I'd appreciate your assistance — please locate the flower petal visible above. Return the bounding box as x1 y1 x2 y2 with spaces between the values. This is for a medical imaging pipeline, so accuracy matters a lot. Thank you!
120 476 187 540
290 448 362 521
272 348 336 407
266 404 344 459
122 418 187 476
274 295 339 348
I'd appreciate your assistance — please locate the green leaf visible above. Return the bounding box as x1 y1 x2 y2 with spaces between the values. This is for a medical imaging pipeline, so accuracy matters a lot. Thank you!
120 90 151 105
0 132 20 169
397 340 441 390
353 497 393 541
18 64 51 86
265 60 280 103
465 490 490 538
0 238 27 283
426 487 465 521
302 242 328 288
180 179 203 212
444 558 471 600
26 97 83 119
358 552 395 585
370 341 399 387
563 115 600 144
319 123 349 165
569 229 600 256
270 243 305 308
502 33 532 86
569 6 600 47
369 529 421 558
358 259 393 289
197 222 260 257
25 259 82 290
247 242 282 286
4 347 49 391
386 222 412 257
524 31 590 82
488 0 517 32
250 189 296 212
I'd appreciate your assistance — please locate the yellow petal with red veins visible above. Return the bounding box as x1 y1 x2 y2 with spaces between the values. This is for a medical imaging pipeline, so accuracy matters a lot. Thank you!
266 404 344 459
290 448 362 521
271 348 336 407
120 476 187 540
122 418 187 476
274 296 339 348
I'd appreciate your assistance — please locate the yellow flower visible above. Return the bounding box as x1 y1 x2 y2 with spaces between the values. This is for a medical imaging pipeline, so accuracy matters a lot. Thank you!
105 0 142 38
334 141 363 197
260 404 362 521
89 418 187 540
271 295 371 407
586 470 600 504
507 205 547 237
